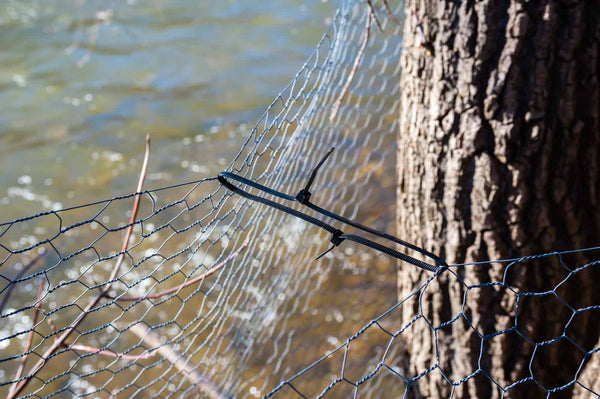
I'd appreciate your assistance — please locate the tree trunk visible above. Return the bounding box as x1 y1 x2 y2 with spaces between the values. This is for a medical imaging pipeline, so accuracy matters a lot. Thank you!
397 0 600 398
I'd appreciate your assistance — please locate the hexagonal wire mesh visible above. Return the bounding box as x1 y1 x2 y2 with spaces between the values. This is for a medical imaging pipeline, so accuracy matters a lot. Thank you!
1 1 406 397
263 248 600 398
2 1 599 398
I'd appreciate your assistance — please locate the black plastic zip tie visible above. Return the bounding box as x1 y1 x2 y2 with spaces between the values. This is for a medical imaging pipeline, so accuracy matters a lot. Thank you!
296 147 334 204
218 149 447 273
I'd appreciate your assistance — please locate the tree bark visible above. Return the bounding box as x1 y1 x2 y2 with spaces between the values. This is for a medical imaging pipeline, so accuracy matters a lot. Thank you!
397 0 600 398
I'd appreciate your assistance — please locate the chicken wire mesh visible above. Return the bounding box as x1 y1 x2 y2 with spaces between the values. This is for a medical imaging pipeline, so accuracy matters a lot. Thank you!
263 248 600 398
1 1 407 397
3 0 600 398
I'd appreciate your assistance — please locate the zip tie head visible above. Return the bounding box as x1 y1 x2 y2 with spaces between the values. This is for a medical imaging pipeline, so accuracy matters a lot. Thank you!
295 189 311 204
315 230 345 260
330 229 344 246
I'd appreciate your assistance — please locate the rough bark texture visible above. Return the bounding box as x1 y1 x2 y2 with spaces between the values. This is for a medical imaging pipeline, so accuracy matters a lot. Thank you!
397 0 600 398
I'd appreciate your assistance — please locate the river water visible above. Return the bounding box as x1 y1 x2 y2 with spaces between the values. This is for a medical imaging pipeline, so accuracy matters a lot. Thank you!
0 1 401 397
0 0 343 218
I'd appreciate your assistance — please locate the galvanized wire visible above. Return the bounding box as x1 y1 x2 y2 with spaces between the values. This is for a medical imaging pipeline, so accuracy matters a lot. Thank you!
263 247 600 398
7 1 597 398
1 1 406 397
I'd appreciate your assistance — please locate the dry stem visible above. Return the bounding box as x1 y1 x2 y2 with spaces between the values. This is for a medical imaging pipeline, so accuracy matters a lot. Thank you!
128 323 228 399
113 239 249 302
108 133 151 284
0 250 45 314
382 0 400 25
7 135 151 399
365 0 383 31
68 343 157 360
8 280 44 398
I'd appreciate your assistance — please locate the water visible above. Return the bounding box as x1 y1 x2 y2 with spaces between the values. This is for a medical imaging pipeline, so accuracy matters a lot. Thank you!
0 1 401 397
0 0 338 220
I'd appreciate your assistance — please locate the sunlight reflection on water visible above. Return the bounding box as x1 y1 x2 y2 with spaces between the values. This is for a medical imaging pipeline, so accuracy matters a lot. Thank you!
0 0 338 220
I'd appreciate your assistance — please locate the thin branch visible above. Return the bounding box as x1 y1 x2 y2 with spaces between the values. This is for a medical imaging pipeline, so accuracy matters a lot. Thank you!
8 280 44 397
128 323 228 399
329 11 372 123
68 344 157 360
7 135 151 399
365 0 383 31
113 239 249 302
0 249 45 315
382 0 400 25
108 133 151 285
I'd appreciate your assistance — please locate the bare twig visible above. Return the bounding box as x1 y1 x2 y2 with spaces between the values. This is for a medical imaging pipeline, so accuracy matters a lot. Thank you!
365 0 383 31
112 239 249 302
68 343 157 360
108 133 151 284
128 323 228 399
382 0 400 25
329 11 372 123
43 318 154 360
0 250 45 315
7 135 151 399
8 280 44 397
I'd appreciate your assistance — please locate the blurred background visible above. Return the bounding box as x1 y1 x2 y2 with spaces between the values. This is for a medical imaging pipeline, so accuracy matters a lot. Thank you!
0 0 340 219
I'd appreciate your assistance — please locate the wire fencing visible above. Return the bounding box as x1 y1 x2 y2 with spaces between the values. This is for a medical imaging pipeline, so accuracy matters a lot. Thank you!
1 1 406 397
2 0 600 398
263 248 600 398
